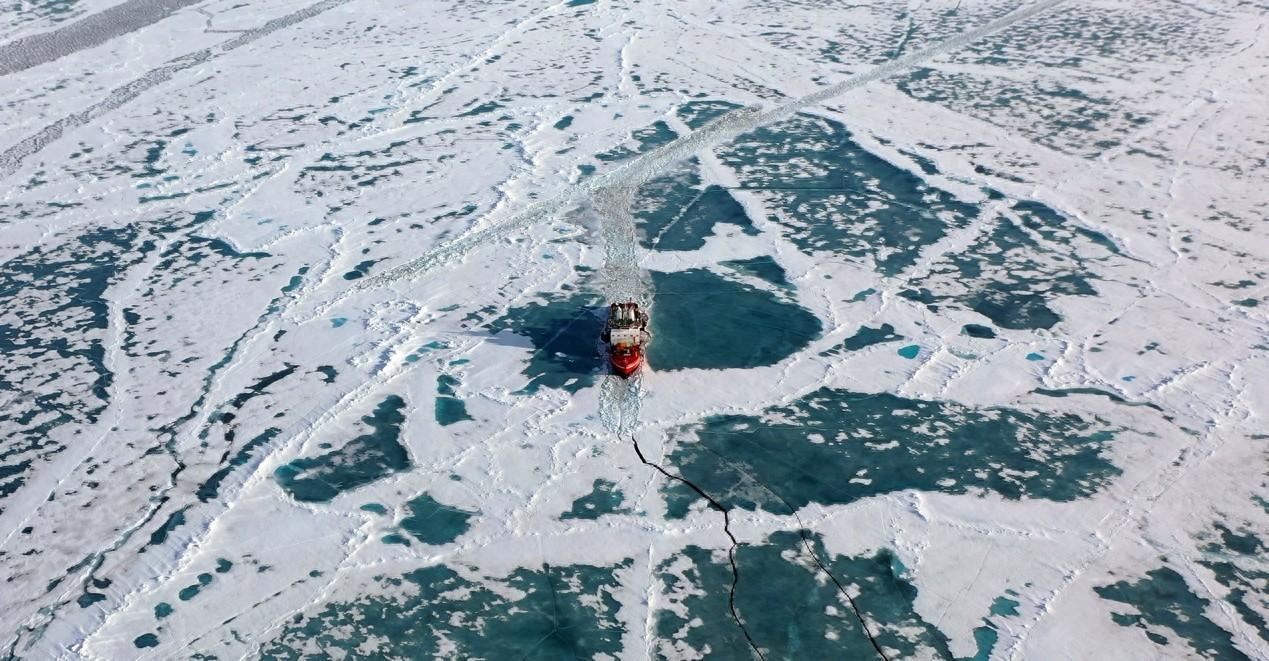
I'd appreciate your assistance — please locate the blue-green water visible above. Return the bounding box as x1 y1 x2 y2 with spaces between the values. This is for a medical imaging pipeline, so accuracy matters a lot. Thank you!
895 62 1156 157
1033 387 1163 411
225 364 296 409
716 113 979 276
433 397 471 425
0 213 207 501
714 112 1111 331
381 532 410 545
8 0 81 25
398 492 475 545
959 594 1022 661
340 259 377 280
1095 566 1248 659
852 288 877 302
280 267 306 293
485 292 604 394
676 99 743 129
989 594 1020 616
665 388 1119 517
822 324 904 358
1196 522 1269 644
404 339 447 364
434 374 473 426
77 592 106 608
146 509 187 547
183 236 268 262
177 572 213 601
196 428 281 502
720 255 791 289
655 531 999 659
260 562 629 659
962 323 997 339
457 100 503 117
633 158 757 251
274 395 410 502
908 201 1105 330
314 365 337 383
1210 523 1263 556
648 268 821 371
560 479 630 520
595 120 678 163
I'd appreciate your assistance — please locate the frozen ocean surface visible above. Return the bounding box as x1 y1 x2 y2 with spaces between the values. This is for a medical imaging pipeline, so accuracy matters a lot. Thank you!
1 0 1267 659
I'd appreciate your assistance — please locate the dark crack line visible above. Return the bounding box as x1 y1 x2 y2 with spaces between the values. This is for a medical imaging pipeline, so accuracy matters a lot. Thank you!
690 433 888 659
631 436 767 661
782 511 891 660
691 437 892 661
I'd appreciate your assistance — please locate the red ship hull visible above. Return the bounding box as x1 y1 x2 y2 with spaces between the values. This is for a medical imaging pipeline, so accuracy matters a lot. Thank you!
610 345 642 377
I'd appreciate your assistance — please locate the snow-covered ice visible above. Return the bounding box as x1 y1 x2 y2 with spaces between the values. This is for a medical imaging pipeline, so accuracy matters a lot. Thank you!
1 0 1267 658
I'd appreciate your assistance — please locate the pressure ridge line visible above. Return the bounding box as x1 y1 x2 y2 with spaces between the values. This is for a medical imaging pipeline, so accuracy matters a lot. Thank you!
609 5 1067 656
319 0 1070 308
0 0 352 180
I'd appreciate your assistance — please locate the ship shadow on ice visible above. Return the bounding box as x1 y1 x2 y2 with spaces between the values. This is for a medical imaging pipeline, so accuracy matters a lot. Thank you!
485 294 607 394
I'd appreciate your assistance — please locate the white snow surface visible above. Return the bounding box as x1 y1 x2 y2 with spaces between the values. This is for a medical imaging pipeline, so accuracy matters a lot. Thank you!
0 0 1267 659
